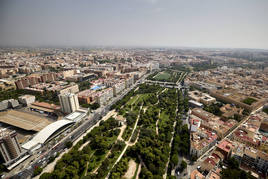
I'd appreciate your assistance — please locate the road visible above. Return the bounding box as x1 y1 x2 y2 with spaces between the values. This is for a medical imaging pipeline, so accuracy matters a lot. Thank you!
8 73 149 179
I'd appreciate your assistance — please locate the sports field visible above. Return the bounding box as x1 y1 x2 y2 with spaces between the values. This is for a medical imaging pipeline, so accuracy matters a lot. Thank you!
153 71 171 81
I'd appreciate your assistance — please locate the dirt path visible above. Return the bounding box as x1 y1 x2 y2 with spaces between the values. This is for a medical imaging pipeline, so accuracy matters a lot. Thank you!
156 110 161 135
129 129 140 146
134 86 139 92
84 162 89 176
131 95 140 105
155 89 166 135
163 121 177 179
92 150 112 174
105 105 143 179
78 140 90 151
136 163 141 179
126 105 142 144
92 121 127 174
123 159 137 179
131 95 140 111
163 88 179 179
117 124 127 141
143 106 147 113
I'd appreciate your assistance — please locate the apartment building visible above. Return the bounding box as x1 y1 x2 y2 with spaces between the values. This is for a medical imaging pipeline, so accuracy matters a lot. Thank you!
59 84 79 95
0 131 22 163
191 108 219 122
232 128 261 148
15 73 58 89
15 76 39 89
18 95 36 106
241 147 268 173
62 70 75 78
0 79 16 91
125 76 134 88
190 118 218 158
96 88 113 105
113 80 125 97
40 73 58 83
78 89 94 104
59 93 80 114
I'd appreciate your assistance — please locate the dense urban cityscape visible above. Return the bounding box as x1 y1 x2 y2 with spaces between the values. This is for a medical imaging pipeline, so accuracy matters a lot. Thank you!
0 48 267 179
1 0 268 178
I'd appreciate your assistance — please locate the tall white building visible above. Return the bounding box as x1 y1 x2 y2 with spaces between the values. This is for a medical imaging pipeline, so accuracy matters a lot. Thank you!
59 93 80 114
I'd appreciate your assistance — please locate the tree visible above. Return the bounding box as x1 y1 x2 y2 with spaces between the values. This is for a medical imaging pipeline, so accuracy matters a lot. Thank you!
90 102 100 110
65 141 73 149
228 157 239 169
190 155 197 162
263 107 268 115
234 114 242 122
33 166 43 177
171 154 178 167
139 166 153 179
181 160 187 171
48 156 55 164
0 164 6 175
91 136 109 153
40 172 52 179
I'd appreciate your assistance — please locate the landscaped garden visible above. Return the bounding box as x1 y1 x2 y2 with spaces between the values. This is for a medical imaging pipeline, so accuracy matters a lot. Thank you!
40 83 190 179
147 70 187 83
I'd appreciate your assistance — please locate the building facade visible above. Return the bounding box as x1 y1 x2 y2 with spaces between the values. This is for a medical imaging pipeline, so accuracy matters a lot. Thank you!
59 93 80 114
0 131 22 163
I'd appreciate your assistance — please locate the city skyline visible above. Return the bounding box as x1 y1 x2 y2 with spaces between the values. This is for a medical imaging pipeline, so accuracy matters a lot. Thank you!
1 0 268 49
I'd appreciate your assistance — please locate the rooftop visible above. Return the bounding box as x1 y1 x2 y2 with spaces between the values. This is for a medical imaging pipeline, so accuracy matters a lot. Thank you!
0 110 52 132
217 139 234 153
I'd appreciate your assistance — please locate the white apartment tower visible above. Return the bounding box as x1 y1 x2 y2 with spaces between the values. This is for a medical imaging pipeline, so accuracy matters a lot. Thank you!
59 93 80 114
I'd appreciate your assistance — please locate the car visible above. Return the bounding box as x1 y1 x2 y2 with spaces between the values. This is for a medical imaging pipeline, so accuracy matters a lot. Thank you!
177 171 180 175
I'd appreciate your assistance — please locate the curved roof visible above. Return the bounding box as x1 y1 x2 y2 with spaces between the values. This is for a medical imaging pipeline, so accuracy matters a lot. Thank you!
22 119 74 150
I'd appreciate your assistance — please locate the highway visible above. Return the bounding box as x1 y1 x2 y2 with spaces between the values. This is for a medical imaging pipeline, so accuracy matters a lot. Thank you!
9 74 149 179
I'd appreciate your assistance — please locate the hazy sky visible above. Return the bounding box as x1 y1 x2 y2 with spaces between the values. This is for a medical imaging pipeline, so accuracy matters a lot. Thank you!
0 0 268 49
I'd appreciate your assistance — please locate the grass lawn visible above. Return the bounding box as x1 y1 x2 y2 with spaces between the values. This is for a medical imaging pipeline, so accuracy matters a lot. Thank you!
154 71 171 81
160 110 169 121
242 97 257 105
134 94 149 105
126 95 140 106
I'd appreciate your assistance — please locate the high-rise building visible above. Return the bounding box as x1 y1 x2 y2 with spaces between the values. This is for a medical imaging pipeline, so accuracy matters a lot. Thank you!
0 131 22 163
59 84 79 95
59 93 80 114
